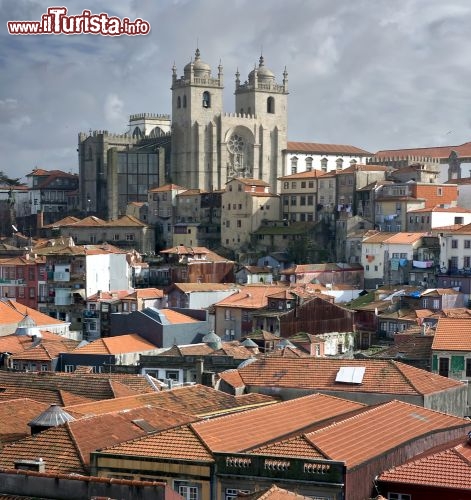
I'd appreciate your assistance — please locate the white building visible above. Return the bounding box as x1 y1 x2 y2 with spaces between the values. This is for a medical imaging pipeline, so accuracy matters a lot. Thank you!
283 141 372 176
407 205 471 232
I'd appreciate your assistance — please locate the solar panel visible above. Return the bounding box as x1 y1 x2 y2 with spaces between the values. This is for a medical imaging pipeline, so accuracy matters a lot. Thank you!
335 366 366 384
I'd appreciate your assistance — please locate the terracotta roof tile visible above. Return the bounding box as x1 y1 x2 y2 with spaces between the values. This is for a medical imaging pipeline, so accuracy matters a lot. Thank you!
215 285 289 309
0 300 66 328
0 405 196 475
65 384 277 418
363 232 427 245
0 399 49 443
149 183 186 192
278 170 327 180
70 334 158 355
156 309 199 324
432 318 471 351
377 440 471 489
100 424 214 462
304 400 470 469
235 358 461 396
123 288 164 300
240 485 314 499
251 435 323 459
191 393 365 453
171 283 238 293
286 141 372 155
374 141 471 160
98 393 364 461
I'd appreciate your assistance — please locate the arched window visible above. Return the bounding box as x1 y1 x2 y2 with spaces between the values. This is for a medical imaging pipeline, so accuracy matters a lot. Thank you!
306 157 313 171
132 126 143 139
291 156 298 175
350 159 357 166
336 158 344 170
267 96 275 113
321 157 328 172
177 96 181 108
202 91 210 108
183 95 187 108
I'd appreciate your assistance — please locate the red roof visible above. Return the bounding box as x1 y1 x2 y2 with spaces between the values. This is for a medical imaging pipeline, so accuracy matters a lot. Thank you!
286 141 372 155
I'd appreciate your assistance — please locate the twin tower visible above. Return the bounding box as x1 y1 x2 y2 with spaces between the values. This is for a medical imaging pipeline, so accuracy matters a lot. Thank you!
170 48 289 193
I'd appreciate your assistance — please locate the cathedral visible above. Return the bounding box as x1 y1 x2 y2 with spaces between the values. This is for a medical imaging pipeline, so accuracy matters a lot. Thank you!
170 48 288 193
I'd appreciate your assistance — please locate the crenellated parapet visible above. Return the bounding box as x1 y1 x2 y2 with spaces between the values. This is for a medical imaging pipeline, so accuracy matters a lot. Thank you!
129 113 171 121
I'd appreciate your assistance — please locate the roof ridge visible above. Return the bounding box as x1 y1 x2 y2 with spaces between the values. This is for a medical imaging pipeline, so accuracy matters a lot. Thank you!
64 420 89 473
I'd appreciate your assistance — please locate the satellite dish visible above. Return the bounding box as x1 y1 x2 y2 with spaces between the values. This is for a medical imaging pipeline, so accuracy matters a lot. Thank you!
11 225 18 232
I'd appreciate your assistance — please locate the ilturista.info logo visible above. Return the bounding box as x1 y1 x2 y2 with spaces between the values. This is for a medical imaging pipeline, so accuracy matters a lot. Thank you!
7 7 151 36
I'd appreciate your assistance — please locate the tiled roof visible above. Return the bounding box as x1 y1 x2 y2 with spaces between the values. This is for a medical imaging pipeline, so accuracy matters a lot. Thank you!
240 485 314 499
374 141 471 160
191 393 364 453
69 334 158 355
11 339 79 361
303 400 470 469
65 384 277 418
377 439 471 489
41 216 81 228
155 308 200 324
370 334 433 361
0 371 156 405
87 290 131 301
286 141 372 155
432 318 471 351
0 300 66 328
98 393 364 461
218 369 246 389
251 434 324 460
337 164 389 173
100 423 214 462
162 342 253 359
149 183 186 192
176 188 208 196
214 285 289 309
408 205 471 213
278 170 327 180
170 283 239 293
235 358 461 396
233 178 270 187
362 231 426 245
0 398 49 443
0 405 196 475
123 288 164 300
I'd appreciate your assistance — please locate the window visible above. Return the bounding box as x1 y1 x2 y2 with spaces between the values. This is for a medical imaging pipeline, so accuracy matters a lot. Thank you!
89 235 96 244
267 96 275 113
301 181 306 188
291 157 298 174
321 157 328 172
113 234 120 241
452 239 458 248
336 158 343 170
65 365 74 373
308 181 314 188
291 182 297 189
126 234 135 241
283 182 289 189
290 196 297 206
388 494 411 500
465 240 471 249
305 157 313 171
307 195 314 205
165 370 179 380
237 220 241 228
29 287 35 298
175 481 200 500
465 256 471 268
202 91 210 108
177 96 181 108
183 95 187 107
437 187 443 196
226 489 250 500
466 359 471 377
300 196 306 206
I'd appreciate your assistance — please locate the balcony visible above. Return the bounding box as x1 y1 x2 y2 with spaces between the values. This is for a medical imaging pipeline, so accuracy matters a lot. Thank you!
0 279 25 286
83 310 98 319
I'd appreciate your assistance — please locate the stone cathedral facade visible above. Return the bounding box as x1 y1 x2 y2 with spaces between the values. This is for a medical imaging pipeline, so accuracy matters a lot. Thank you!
170 49 289 193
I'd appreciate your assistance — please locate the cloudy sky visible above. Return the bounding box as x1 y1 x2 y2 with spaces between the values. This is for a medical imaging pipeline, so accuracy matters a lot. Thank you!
1 0 471 180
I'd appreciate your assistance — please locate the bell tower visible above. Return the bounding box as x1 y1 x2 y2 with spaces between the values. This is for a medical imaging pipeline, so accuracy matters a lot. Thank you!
171 49 224 190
